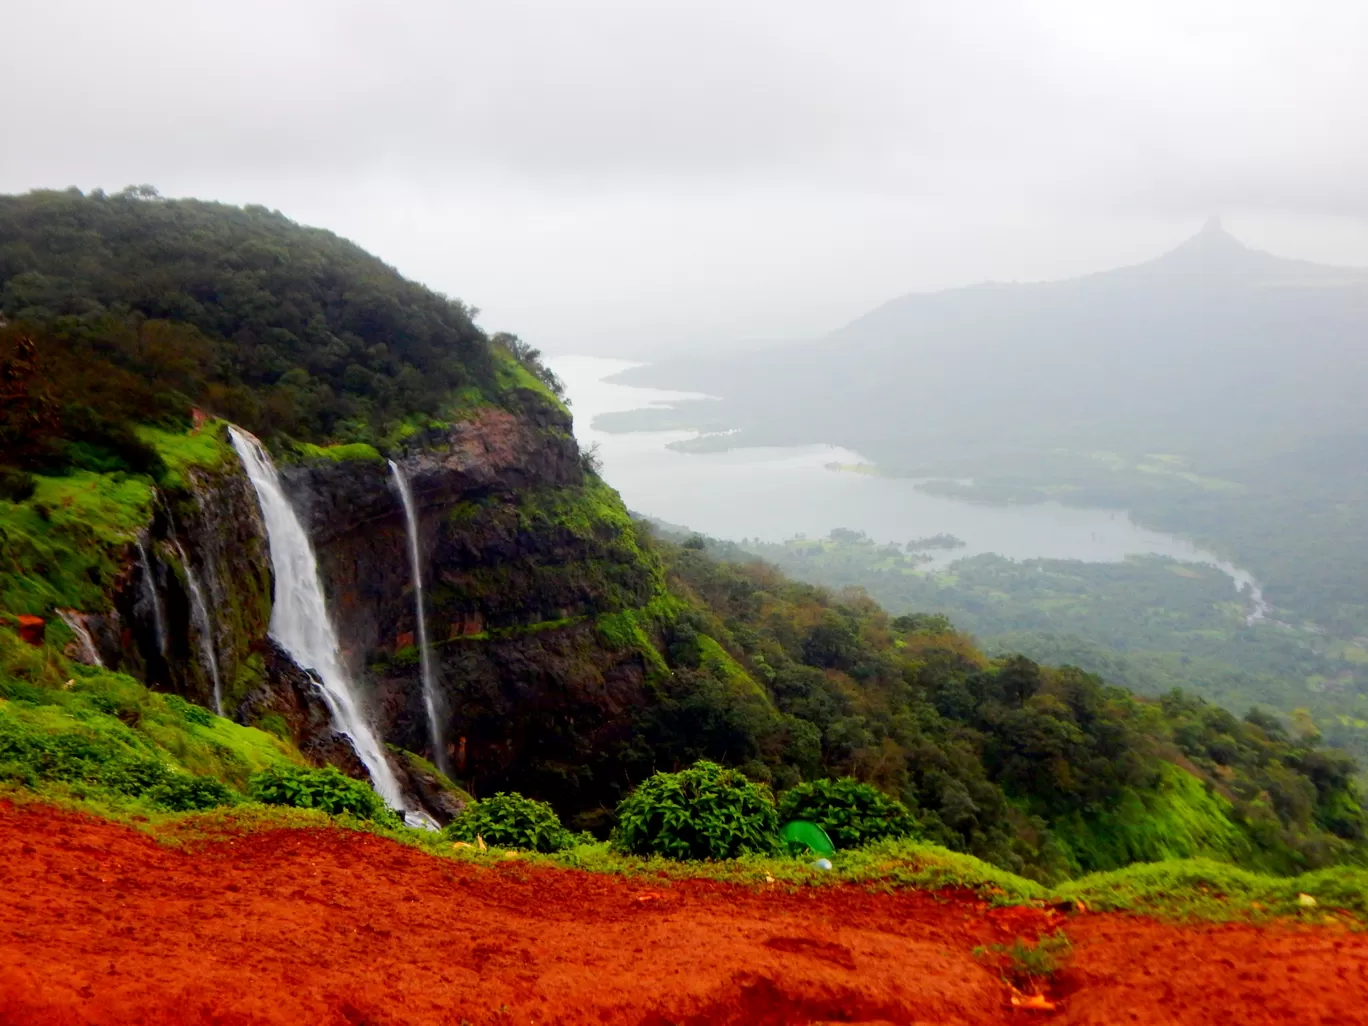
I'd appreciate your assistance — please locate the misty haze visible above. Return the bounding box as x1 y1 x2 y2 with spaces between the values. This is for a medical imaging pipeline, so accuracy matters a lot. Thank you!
3 2 1368 1023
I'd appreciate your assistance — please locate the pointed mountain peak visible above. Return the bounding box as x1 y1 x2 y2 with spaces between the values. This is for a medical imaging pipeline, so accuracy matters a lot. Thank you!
1149 216 1257 270
1122 216 1364 285
1200 214 1226 236
1182 215 1245 251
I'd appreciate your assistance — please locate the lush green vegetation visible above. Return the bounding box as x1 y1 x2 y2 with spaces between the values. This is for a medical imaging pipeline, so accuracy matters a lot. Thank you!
689 529 1368 770
0 188 568 484
0 625 301 812
248 765 400 826
776 777 918 849
622 534 1367 881
286 441 384 465
612 760 780 859
0 470 154 615
0 187 494 460
444 792 575 853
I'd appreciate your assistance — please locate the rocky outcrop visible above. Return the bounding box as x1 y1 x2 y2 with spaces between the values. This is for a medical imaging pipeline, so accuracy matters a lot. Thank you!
275 391 665 825
99 435 275 716
236 639 365 776
91 389 665 826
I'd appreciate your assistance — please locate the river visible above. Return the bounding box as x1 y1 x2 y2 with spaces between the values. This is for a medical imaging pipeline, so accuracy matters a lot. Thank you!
551 354 1269 620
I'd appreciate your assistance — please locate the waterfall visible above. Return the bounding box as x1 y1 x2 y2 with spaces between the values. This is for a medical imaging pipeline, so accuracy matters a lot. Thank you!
55 609 103 667
158 493 225 715
135 540 168 656
227 426 410 813
173 540 224 715
388 460 448 777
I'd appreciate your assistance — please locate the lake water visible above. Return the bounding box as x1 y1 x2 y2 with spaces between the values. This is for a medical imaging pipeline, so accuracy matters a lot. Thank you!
552 354 1268 616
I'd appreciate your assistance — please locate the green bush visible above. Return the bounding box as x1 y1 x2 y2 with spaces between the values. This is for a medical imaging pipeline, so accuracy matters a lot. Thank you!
164 694 215 727
146 774 238 811
612 760 779 860
247 765 399 826
777 777 918 850
443 792 574 852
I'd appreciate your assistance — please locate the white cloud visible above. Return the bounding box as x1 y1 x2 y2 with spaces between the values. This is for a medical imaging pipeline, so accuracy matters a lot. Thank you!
3 0 1366 351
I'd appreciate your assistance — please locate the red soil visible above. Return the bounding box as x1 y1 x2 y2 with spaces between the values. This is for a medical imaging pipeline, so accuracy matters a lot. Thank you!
2 803 1366 1025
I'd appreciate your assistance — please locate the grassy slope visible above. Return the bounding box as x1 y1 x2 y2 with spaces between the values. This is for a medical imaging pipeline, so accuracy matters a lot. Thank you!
0 472 154 615
1049 762 1254 873
0 421 238 619
0 627 302 812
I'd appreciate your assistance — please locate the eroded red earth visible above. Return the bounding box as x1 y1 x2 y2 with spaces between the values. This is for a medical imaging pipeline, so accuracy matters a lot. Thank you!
2 803 1366 1025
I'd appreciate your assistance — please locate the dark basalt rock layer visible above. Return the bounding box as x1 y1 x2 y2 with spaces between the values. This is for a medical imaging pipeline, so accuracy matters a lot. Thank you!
109 389 663 826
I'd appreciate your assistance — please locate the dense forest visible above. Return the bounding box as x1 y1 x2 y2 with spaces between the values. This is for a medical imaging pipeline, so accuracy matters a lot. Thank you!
635 533 1365 879
685 528 1368 769
0 187 565 490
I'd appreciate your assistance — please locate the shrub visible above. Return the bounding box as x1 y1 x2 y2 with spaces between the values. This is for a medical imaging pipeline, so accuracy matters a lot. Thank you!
974 929 1071 992
146 774 238 811
247 765 399 826
164 694 215 727
444 791 574 852
612 760 779 860
777 777 918 850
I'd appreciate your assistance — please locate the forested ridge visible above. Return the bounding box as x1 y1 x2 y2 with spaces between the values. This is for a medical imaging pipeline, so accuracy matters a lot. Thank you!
0 187 563 488
643 535 1365 880
687 527 1368 772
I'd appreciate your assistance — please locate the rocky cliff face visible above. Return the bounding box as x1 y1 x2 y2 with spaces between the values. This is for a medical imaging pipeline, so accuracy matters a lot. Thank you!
89 387 667 827
87 444 273 715
278 390 665 826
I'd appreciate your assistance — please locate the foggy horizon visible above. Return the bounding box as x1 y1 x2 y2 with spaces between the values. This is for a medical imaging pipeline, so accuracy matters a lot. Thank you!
6 0 1368 355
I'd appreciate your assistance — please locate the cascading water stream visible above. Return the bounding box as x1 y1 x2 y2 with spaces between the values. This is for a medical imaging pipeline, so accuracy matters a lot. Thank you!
389 461 449 777
157 493 225 714
173 540 224 715
135 540 168 656
55 609 103 667
227 426 414 816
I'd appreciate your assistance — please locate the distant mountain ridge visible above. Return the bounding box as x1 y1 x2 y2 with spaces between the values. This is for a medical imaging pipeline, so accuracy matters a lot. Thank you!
837 219 1366 355
620 221 1368 456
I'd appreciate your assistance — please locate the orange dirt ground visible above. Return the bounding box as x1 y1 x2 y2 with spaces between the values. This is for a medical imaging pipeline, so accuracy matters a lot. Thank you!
2 803 1367 1025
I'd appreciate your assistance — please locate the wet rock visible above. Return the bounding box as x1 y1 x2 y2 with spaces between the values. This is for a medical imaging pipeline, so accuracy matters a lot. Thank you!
237 640 368 780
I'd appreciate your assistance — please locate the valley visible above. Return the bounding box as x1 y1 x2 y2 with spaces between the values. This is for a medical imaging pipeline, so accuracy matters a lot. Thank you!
560 354 1368 763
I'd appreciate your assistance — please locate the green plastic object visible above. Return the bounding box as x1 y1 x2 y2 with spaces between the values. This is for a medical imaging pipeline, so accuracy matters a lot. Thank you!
780 819 836 857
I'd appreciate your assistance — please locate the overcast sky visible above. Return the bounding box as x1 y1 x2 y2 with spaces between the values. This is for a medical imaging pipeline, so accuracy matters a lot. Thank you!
4 0 1367 353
